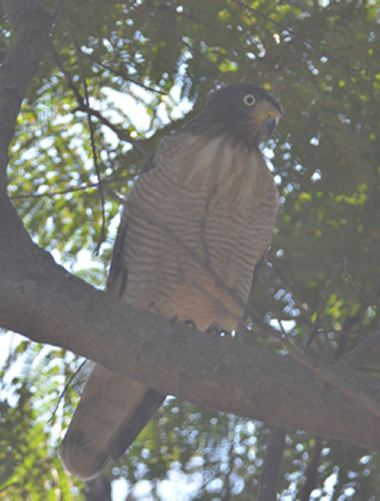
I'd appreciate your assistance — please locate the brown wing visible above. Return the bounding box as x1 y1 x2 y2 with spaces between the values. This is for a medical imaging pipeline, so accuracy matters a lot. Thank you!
106 215 129 299
59 164 165 481
106 150 157 299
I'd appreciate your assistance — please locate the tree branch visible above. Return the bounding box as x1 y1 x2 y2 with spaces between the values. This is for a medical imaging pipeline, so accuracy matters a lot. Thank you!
299 437 323 501
336 331 380 369
0 0 52 173
51 46 151 157
0 0 53 257
257 427 286 501
0 236 380 451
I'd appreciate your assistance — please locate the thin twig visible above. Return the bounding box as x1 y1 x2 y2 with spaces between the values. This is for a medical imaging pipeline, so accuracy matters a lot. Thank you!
81 50 167 96
342 257 372 306
49 359 87 425
299 437 323 501
51 0 68 20
257 427 286 501
275 332 380 420
59 19 106 254
10 175 134 201
336 331 380 369
221 420 236 501
305 258 346 348
52 47 150 157
74 103 150 157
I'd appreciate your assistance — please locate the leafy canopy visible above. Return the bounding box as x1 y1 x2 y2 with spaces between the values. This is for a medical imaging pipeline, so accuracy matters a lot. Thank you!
1 0 379 499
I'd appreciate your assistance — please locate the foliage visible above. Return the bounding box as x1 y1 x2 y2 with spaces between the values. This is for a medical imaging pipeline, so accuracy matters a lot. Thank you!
1 0 380 499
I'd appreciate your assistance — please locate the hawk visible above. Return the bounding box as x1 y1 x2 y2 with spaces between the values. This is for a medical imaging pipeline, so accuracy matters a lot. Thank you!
59 82 282 479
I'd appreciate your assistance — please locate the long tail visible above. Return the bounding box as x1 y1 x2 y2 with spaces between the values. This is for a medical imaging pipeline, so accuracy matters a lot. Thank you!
59 364 165 480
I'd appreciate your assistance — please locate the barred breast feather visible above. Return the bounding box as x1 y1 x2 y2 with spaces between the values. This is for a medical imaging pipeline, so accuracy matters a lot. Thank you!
122 132 278 331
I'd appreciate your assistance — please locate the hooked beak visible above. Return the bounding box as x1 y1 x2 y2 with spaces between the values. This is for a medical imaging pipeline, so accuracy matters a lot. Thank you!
249 102 281 137
262 117 277 135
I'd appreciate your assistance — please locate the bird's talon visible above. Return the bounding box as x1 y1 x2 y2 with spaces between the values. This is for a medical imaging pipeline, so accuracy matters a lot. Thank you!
206 326 232 338
184 319 197 329
206 325 220 336
220 330 233 339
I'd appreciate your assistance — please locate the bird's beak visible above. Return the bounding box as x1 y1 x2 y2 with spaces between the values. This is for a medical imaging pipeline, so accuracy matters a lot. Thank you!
250 105 280 136
262 117 277 135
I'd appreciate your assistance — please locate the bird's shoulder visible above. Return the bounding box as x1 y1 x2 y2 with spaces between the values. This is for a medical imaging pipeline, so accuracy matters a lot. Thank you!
106 132 194 298
140 131 200 175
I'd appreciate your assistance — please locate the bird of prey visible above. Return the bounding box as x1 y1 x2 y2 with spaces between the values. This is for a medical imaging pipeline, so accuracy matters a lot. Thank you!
59 82 282 480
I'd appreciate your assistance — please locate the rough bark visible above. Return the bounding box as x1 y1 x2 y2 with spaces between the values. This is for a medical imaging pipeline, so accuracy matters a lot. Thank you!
1 236 380 451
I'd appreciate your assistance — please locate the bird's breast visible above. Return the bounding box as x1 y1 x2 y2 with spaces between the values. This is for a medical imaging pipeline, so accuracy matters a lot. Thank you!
122 133 277 331
171 134 269 215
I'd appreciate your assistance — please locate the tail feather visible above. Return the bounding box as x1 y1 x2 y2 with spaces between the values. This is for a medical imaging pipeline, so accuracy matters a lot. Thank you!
109 388 165 459
59 364 164 480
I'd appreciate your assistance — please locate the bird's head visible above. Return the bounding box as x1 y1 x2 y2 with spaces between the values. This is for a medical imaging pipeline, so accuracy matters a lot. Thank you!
186 83 282 148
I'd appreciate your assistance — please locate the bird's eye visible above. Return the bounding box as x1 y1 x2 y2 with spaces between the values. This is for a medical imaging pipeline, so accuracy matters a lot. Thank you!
243 94 256 106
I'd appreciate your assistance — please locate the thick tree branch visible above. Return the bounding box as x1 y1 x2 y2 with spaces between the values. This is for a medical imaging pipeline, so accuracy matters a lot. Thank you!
0 0 52 229
0 238 380 451
0 0 52 174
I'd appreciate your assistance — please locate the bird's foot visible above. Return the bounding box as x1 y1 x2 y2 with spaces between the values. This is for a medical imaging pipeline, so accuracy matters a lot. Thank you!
206 326 232 338
184 319 197 329
220 330 233 339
